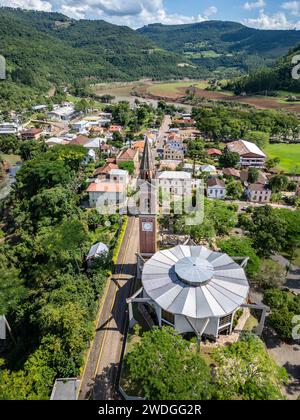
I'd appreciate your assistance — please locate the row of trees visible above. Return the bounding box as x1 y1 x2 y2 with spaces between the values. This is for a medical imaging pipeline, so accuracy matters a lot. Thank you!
0 144 118 399
124 327 287 400
192 105 300 141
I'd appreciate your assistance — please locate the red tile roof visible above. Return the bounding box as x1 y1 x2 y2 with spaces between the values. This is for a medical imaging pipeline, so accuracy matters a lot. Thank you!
86 182 125 193
207 148 222 156
93 163 118 176
70 135 91 146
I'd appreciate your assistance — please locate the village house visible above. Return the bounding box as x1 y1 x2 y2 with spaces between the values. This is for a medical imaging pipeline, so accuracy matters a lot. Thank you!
240 169 268 185
116 148 139 169
207 178 226 199
71 120 90 132
21 127 43 140
86 180 126 208
207 148 223 159
157 171 199 196
93 163 119 178
200 164 217 175
0 123 21 135
222 168 241 179
163 143 185 161
48 105 77 121
227 140 266 168
245 183 272 203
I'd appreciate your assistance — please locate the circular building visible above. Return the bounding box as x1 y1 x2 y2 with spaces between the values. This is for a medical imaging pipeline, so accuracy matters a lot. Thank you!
140 245 249 339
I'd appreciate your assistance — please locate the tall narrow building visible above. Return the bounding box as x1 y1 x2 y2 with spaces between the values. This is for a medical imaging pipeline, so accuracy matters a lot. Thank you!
139 137 157 257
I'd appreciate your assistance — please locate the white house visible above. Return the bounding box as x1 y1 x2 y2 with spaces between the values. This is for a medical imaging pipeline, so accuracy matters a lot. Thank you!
0 123 21 135
245 183 272 203
48 105 77 121
86 180 126 208
107 169 130 185
71 120 90 132
207 178 226 199
200 164 217 174
227 140 266 168
157 171 199 196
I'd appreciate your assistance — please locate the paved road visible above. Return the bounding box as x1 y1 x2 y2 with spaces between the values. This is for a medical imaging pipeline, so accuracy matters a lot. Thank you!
78 216 139 400
155 115 172 158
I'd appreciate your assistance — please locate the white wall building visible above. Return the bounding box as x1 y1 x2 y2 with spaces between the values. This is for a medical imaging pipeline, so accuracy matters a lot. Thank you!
207 178 226 199
227 140 266 168
157 171 199 196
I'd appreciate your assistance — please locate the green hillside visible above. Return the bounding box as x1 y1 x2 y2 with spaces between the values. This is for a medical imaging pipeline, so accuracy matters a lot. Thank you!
138 21 300 75
229 44 300 94
0 7 201 108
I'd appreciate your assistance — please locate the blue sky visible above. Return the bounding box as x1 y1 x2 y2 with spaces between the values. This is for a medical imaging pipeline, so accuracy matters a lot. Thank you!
1 0 300 29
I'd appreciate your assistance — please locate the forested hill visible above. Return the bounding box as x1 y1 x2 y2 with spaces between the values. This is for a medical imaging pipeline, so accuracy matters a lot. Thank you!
138 21 300 74
229 45 300 94
0 7 199 93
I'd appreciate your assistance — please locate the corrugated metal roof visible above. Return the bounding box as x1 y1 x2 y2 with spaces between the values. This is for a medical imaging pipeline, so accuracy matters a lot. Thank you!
142 245 249 319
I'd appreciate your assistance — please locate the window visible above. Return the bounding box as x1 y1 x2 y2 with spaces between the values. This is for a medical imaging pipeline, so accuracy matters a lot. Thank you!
162 309 175 326
219 313 232 327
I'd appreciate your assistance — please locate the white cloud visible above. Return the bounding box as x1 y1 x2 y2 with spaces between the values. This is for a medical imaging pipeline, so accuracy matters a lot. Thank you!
281 1 300 16
243 9 300 29
243 0 266 11
0 0 218 28
0 0 52 12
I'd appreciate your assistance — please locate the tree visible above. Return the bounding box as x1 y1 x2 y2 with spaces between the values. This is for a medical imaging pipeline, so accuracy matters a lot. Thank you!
254 259 286 289
266 157 280 171
218 237 261 277
219 150 240 168
248 206 288 256
118 161 135 175
124 327 214 400
212 333 287 400
226 179 243 200
244 131 269 149
269 174 289 193
247 167 259 184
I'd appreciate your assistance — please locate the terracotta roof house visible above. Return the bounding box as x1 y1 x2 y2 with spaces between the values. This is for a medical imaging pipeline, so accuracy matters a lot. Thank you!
207 148 222 157
86 181 126 208
116 148 139 169
227 140 266 168
222 168 241 179
109 125 123 133
69 135 91 146
21 127 43 140
132 140 145 152
207 178 226 199
245 183 272 203
93 163 119 178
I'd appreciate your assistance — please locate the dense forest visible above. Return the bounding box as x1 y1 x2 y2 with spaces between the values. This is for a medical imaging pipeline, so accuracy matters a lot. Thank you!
0 144 123 399
0 7 202 109
229 44 300 94
138 21 300 75
0 9 199 83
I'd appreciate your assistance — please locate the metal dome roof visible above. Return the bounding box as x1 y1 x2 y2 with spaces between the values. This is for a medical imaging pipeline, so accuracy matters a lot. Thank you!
142 245 249 319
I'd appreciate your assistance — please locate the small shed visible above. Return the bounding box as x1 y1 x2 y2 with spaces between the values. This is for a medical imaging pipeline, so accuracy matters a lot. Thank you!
86 242 109 263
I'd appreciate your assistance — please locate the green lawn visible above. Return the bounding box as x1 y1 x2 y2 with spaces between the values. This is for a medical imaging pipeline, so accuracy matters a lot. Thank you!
264 143 300 173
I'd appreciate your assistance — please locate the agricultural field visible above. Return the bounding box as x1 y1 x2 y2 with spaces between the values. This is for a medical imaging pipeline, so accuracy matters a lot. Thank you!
146 80 210 97
264 143 300 173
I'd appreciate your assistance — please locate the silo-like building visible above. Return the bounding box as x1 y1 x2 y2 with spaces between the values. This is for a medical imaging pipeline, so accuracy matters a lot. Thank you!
132 245 250 339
